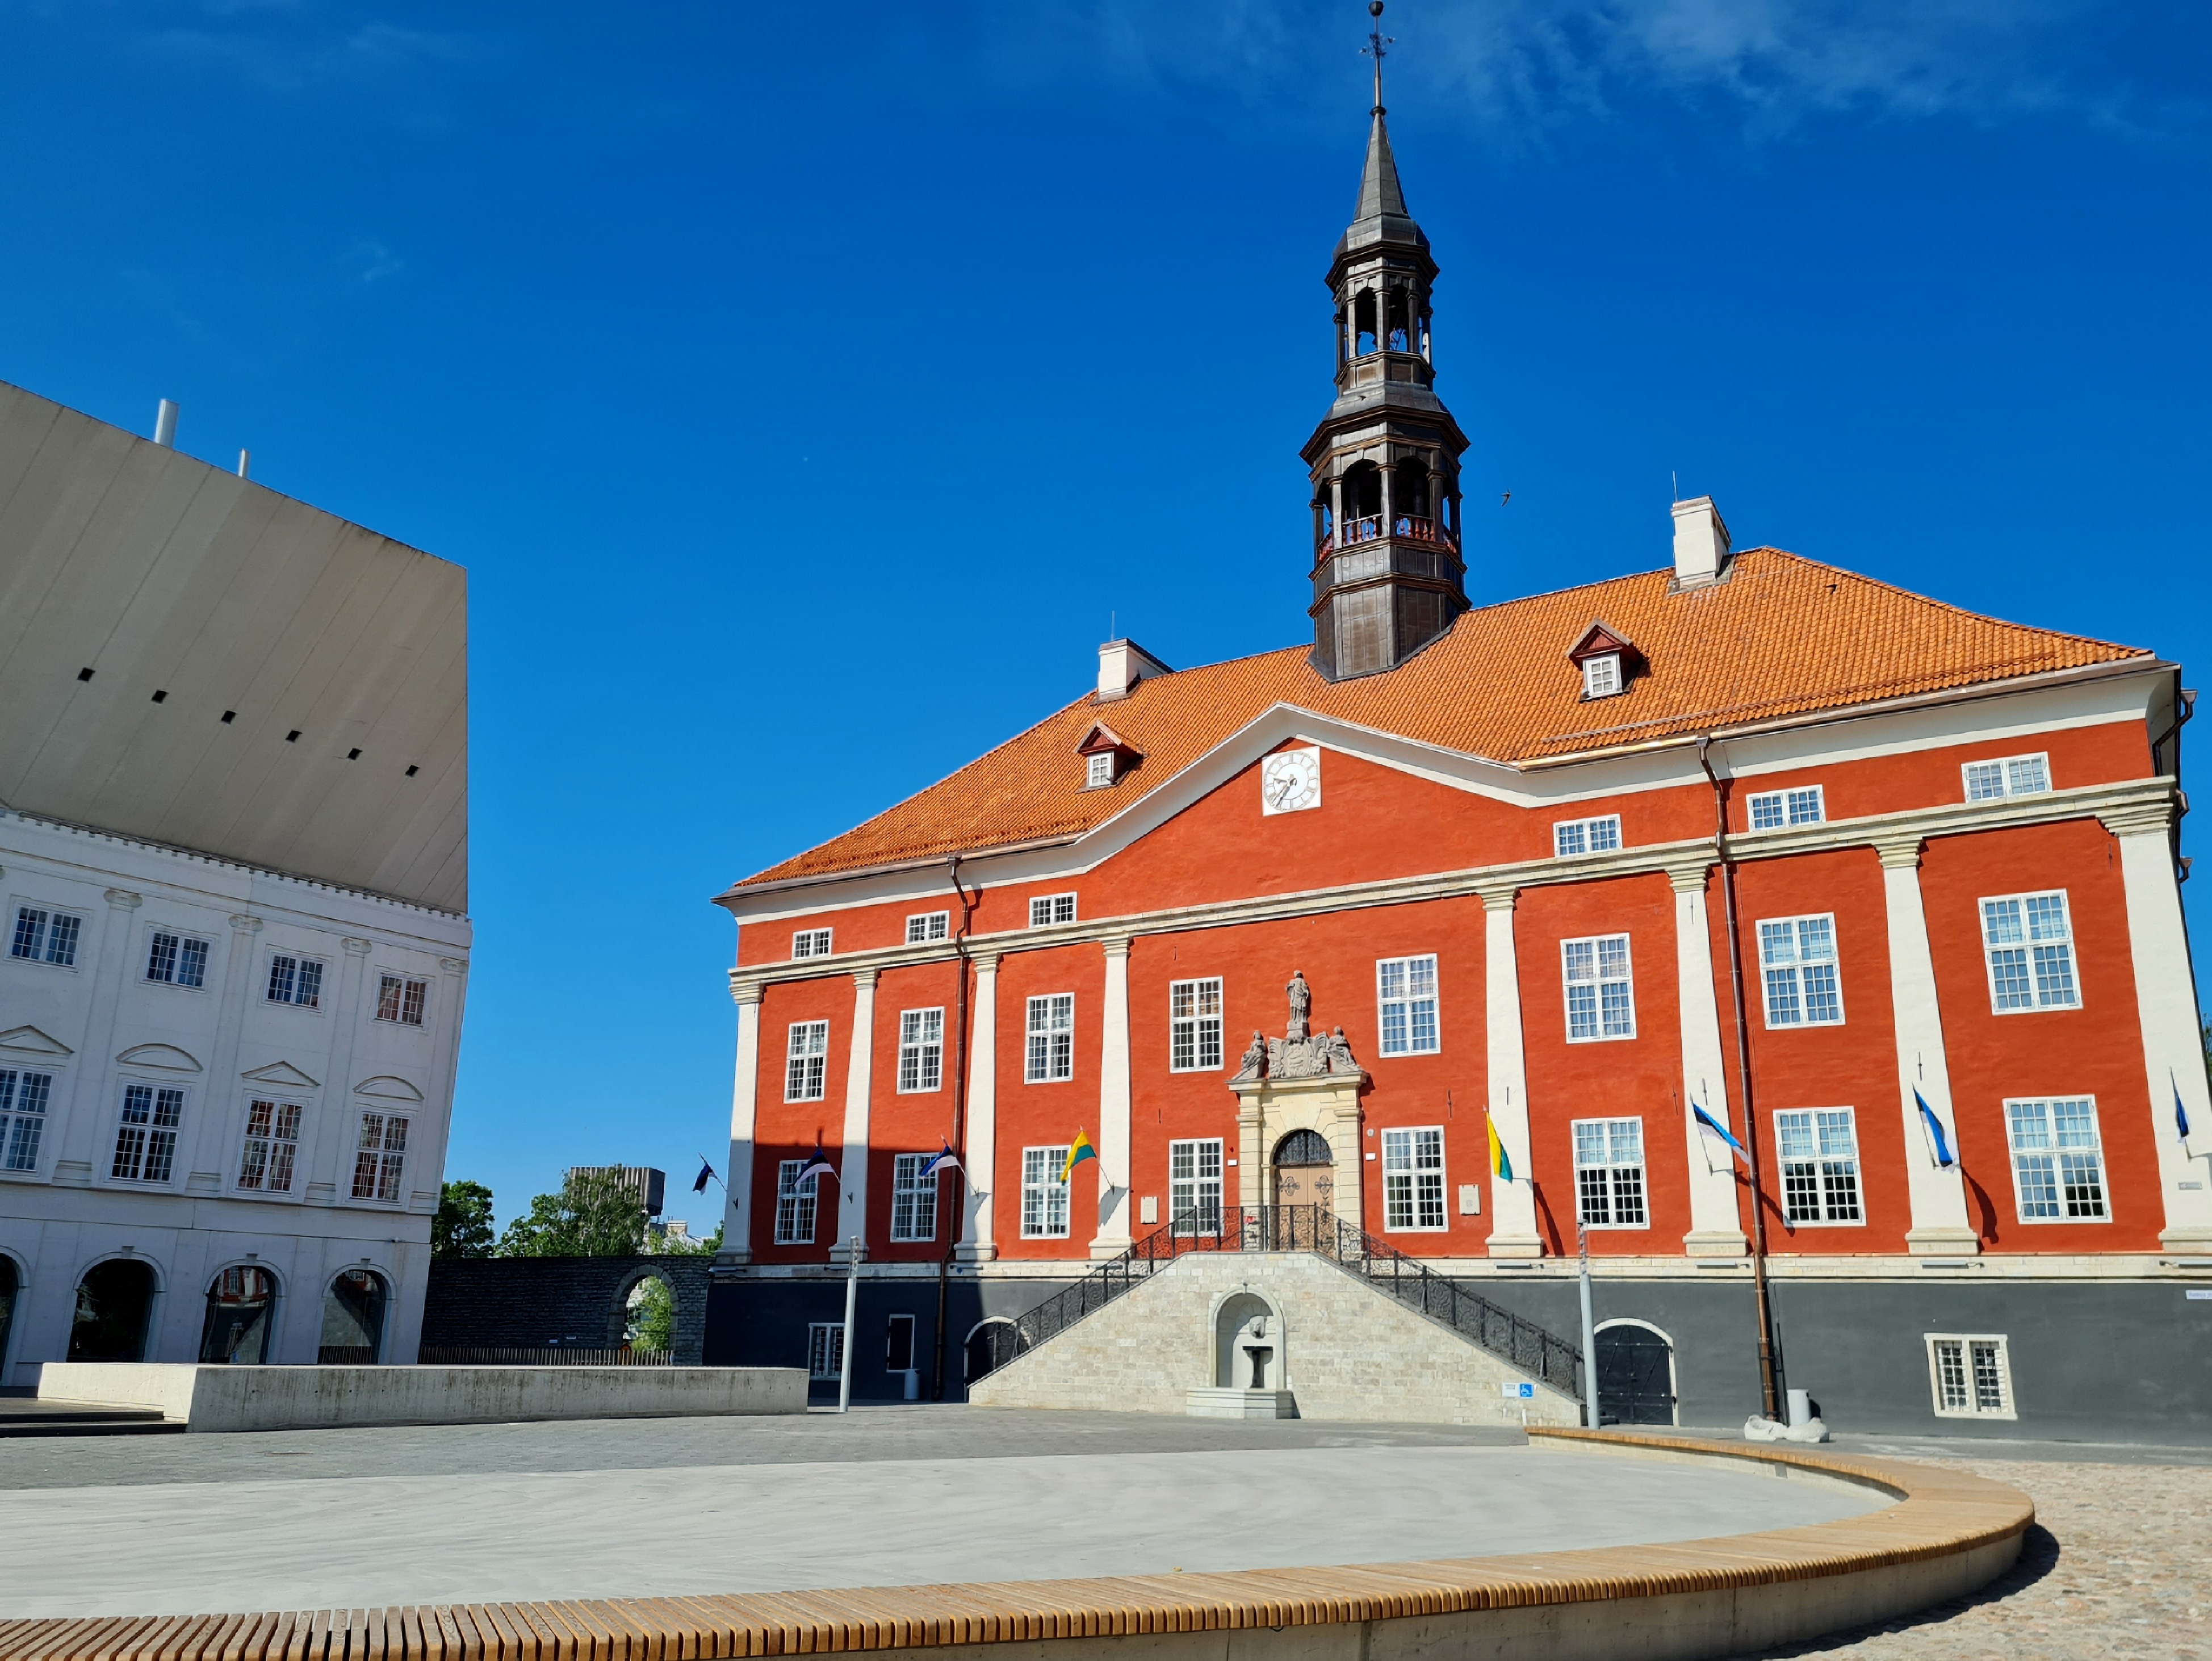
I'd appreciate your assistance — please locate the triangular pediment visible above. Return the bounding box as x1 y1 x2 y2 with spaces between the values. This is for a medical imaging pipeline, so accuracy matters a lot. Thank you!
116 1042 202 1072
1566 620 1638 666
0 1025 73 1057
354 1074 424 1102
241 1060 320 1089
1074 722 1134 757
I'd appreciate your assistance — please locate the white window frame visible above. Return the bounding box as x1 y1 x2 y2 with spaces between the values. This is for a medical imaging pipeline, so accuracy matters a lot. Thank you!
890 1151 938 1242
1561 934 1636 1042
350 1110 409 1202
144 927 212 990
1376 954 1440 1056
375 972 429 1026
1757 913 1845 1028
9 902 86 970
807 1320 844 1379
1021 1145 1071 1239
1168 1137 1223 1236
1746 785 1825 830
904 911 950 945
264 950 325 1010
1581 654 1622 698
1552 814 1622 857
1979 890 2080 1013
109 1080 187 1185
785 1020 830 1102
1084 752 1115 788
1774 1107 1864 1225
1381 1126 1447 1232
1572 1118 1648 1229
1025 993 1075 1083
1925 1334 2016 1420
0 1066 57 1174
1168 977 1224 1073
1028 893 1078 928
2003 1096 2110 1223
790 927 832 960
896 1007 944 1094
235 1097 305 1194
1963 753 2051 803
775 1158 818 1244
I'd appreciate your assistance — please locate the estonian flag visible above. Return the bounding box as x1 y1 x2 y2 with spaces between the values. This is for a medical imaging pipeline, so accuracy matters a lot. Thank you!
920 1141 961 1179
795 1143 839 1186
1916 1090 1958 1169
692 1157 718 1195
1487 1115 1514 1183
2177 1072 2194 1144
1062 1130 1098 1184
1694 1102 1750 1165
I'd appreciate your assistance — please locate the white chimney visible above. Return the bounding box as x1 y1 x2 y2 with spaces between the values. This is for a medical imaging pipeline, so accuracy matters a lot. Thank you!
152 399 179 449
1671 495 1731 587
1097 638 1172 702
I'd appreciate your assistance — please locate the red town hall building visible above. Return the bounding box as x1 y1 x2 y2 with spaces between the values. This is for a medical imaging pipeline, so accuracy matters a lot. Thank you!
705 90 2212 1439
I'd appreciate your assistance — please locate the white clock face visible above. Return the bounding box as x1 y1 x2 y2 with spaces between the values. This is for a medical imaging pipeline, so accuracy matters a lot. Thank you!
1261 747 1322 815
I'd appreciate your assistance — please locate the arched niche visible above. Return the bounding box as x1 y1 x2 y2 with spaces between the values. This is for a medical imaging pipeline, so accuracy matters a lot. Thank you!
1213 1291 1283 1391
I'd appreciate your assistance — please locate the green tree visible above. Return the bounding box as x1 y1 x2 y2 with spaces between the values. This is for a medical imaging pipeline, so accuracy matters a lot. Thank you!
626 1276 676 1353
646 1220 722 1256
497 1168 647 1257
433 1179 496 1259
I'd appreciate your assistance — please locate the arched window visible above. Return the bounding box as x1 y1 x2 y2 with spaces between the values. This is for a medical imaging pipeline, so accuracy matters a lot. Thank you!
69 1258 156 1362
200 1265 279 1365
1273 1128 1333 1166
1354 290 1379 357
320 1267 388 1364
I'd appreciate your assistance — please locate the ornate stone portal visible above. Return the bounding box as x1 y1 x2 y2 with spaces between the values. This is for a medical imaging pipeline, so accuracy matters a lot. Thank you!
1229 969 1368 1233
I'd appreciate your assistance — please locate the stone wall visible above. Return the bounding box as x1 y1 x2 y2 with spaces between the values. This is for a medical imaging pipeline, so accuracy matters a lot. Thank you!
420 1257 710 1366
967 1250 1582 1425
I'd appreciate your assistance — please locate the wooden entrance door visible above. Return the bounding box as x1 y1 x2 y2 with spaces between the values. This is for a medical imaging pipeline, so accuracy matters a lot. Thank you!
1271 1128 1335 1212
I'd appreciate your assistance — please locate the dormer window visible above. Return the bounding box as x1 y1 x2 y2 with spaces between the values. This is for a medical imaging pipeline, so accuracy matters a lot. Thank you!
1565 621 1640 701
1086 752 1115 789
1582 654 1622 699
1075 721 1138 789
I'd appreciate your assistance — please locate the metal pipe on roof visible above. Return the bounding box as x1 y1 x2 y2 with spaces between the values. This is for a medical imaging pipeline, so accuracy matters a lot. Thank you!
152 400 179 448
237 450 250 479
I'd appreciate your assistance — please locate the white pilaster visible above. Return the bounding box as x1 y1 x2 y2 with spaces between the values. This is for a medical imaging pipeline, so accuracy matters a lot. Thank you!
2101 802 2212 1249
1091 934 1134 1257
1666 860 1746 1254
290 936 373 1213
957 952 1000 1262
1480 884 1543 1257
833 969 878 1260
720 978 764 1263
55 888 141 1175
1875 835 1978 1254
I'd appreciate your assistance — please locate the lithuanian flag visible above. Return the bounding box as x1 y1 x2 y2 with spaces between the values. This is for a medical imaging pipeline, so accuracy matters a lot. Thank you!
1487 1115 1514 1183
1062 1130 1098 1183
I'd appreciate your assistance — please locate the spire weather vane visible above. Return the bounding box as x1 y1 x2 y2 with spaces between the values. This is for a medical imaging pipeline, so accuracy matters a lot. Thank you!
1363 1 1393 114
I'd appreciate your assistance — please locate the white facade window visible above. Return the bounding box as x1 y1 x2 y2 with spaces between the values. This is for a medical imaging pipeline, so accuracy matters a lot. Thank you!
905 911 949 944
785 1020 830 1101
0 1068 55 1173
791 927 832 960
1025 993 1074 1083
1963 754 2051 802
1168 1137 1223 1236
1980 891 2079 1011
375 973 428 1026
1376 955 1440 1056
351 1111 408 1202
1553 815 1622 857
1748 785 1824 830
265 952 324 1009
111 1083 185 1183
1382 1126 1447 1231
10 904 82 968
1775 1108 1862 1224
1562 935 1635 1041
1021 1145 1071 1238
2005 1097 2108 1221
807 1321 844 1379
775 1158 818 1244
1573 1118 1647 1228
237 1098 304 1193
1581 654 1623 698
1169 977 1224 1072
1927 1335 2015 1419
1085 752 1115 788
896 1008 944 1093
1758 914 1844 1027
145 930 210 989
890 1151 938 1242
1029 893 1078 927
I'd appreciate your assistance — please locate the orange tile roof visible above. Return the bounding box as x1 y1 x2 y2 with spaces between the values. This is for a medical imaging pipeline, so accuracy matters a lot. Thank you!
735 550 2148 888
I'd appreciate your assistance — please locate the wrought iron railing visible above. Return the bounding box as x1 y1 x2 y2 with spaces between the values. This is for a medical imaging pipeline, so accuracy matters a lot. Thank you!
967 1204 1581 1397
418 1345 673 1366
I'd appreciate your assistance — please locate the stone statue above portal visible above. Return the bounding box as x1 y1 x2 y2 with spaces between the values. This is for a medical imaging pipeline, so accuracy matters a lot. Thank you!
1234 1030 1269 1081
1285 969 1311 1041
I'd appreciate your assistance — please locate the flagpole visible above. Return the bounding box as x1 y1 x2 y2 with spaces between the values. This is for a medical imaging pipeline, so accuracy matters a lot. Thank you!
1577 1220 1600 1430
837 1233 860 1413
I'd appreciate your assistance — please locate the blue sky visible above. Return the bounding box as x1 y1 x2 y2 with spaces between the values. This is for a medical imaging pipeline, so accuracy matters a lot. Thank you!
2 2 2206 1232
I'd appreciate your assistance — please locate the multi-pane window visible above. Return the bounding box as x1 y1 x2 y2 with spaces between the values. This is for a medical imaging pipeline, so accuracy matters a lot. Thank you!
1748 786 1825 830
351 1112 409 1202
1758 915 1844 1027
1562 935 1635 1041
2005 1097 2108 1221
1021 1145 1071 1238
1928 1336 2014 1418
890 1152 938 1242
1382 1127 1447 1231
145 930 210 988
111 1083 185 1183
1963 754 2050 802
236 1099 304 1193
10 905 81 968
1581 654 1622 698
1553 815 1622 857
1025 994 1075 1083
807 1321 845 1379
1775 1108 1862 1223
266 952 324 1009
1376 955 1440 1056
1573 1118 1648 1228
1168 1137 1224 1236
897 1008 944 1093
905 911 949 944
376 973 429 1026
775 1159 818 1244
0 1069 53 1173
1169 978 1224 1072
1980 891 2079 1011
1029 893 1078 927
791 928 832 959
1085 752 1115 788
786 1020 830 1101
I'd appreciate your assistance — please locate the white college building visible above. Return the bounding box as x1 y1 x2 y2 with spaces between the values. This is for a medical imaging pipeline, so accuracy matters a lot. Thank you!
0 381 470 1375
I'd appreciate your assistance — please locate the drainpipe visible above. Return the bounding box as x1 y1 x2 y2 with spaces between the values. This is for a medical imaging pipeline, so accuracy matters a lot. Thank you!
932 855 978 1400
1697 737 1783 1422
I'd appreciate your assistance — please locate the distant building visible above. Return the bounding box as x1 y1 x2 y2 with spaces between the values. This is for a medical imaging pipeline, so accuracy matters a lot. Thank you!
567 1165 667 1219
0 382 470 1373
